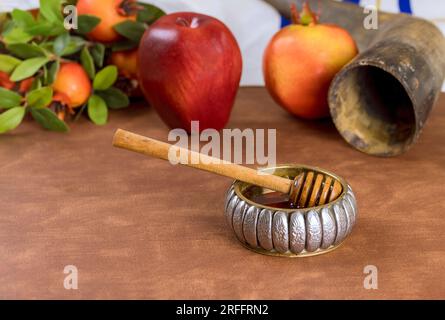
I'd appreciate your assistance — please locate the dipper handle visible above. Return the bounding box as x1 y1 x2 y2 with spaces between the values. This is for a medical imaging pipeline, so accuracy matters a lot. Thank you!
112 129 292 194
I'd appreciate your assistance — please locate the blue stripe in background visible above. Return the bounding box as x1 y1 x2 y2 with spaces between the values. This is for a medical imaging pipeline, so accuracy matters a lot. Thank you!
281 16 291 28
399 0 413 14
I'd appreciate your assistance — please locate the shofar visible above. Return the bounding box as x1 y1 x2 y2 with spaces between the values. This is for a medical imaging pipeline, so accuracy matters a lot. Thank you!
265 0 445 156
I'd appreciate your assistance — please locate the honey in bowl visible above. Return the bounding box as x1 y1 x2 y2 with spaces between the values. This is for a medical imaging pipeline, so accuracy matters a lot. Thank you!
245 189 297 209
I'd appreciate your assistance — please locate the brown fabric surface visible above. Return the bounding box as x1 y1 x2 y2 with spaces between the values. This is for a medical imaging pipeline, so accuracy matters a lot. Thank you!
0 88 444 299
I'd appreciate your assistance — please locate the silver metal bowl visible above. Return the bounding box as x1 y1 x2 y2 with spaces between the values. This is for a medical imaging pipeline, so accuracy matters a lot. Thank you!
224 164 357 257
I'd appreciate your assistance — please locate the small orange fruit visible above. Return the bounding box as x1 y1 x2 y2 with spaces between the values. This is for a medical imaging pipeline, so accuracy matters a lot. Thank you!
52 62 91 108
76 0 137 43
110 49 139 80
0 71 15 90
0 72 33 93
18 77 34 94
29 9 39 19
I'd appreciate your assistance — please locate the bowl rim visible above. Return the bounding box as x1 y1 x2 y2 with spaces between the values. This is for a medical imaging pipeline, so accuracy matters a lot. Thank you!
232 163 349 213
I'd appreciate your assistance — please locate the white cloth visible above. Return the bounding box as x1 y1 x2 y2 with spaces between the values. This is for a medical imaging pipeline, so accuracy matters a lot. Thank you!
0 0 39 12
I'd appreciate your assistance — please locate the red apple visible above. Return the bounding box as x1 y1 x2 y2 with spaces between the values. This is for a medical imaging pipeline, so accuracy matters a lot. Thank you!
138 12 242 132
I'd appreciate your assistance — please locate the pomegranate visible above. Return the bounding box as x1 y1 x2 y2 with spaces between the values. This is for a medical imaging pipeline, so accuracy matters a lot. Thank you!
263 2 358 119
110 49 138 80
76 0 137 43
52 62 91 108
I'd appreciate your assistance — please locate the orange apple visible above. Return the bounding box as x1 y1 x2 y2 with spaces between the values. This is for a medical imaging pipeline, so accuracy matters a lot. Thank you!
263 3 358 119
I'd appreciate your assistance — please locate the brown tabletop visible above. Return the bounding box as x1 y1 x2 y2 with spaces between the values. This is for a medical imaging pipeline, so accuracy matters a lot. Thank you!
1 87 444 299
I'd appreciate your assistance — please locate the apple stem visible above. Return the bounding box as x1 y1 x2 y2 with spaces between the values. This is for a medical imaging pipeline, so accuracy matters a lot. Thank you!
176 17 189 27
176 17 200 28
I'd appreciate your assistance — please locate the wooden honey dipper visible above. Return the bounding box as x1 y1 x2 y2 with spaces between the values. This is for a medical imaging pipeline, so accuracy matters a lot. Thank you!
112 129 342 208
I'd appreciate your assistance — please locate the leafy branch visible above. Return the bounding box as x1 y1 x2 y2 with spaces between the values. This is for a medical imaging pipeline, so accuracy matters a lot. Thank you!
0 0 165 134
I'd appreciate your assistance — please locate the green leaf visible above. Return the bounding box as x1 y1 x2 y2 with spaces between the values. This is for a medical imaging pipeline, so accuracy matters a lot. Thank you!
76 15 101 34
2 27 33 44
26 21 65 36
53 33 70 56
0 54 22 73
10 57 49 82
0 107 25 134
46 60 60 85
42 64 48 85
0 13 8 31
93 65 117 91
39 0 63 23
87 95 108 125
96 87 129 109
113 20 146 43
80 47 95 80
0 88 22 109
90 43 105 68
30 108 69 132
27 87 53 109
111 41 138 52
11 9 35 28
61 36 86 56
30 77 42 91
39 42 54 53
137 4 165 24
1 19 15 37
6 43 46 59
